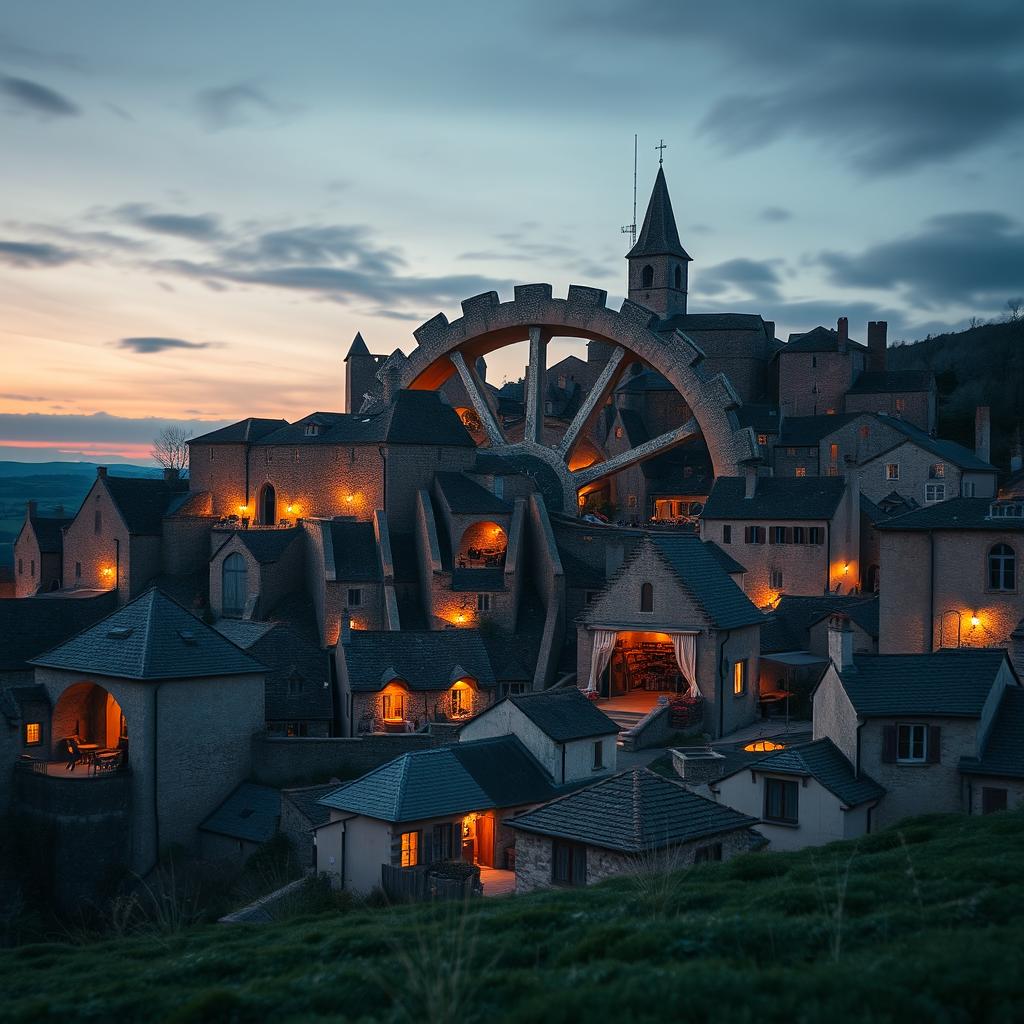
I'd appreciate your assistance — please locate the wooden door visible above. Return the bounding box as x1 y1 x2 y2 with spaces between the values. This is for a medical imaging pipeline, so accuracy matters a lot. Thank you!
475 814 495 867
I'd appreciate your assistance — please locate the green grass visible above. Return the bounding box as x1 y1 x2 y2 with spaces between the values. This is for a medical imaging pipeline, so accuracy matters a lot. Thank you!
3 811 1023 1022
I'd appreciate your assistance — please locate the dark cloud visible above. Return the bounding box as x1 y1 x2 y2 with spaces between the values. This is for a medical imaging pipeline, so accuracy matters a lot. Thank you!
195 82 296 130
0 240 79 267
0 393 46 402
0 33 86 71
114 203 222 241
223 225 404 275
5 221 148 252
696 258 782 303
0 74 79 117
760 207 793 223
820 211 1024 305
116 336 212 354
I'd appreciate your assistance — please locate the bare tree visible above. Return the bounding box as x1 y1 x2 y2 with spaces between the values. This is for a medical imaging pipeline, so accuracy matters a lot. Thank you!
1006 297 1023 322
151 425 191 473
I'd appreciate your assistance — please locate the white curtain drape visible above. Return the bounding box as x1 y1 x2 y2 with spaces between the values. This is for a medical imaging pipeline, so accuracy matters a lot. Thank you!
586 629 618 693
672 633 699 699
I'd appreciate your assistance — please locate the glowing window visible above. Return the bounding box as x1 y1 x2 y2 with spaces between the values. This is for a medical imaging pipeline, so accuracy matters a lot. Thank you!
400 830 419 868
382 691 405 722
24 722 41 745
795 466 807 477
733 660 747 696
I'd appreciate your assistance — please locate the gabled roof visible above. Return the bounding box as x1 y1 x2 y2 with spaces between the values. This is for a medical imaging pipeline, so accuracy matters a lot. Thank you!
960 686 1024 779
231 527 302 565
282 784 337 829
200 782 280 843
704 541 746 576
659 312 769 334
735 404 782 435
702 476 846 521
650 535 764 629
615 369 675 394
27 511 72 553
732 738 884 808
626 167 691 261
876 497 1024 532
0 591 116 672
329 520 381 580
345 332 371 359
103 476 190 535
190 417 288 445
507 767 758 853
872 416 995 472
319 735 557 822
247 624 332 723
616 409 650 447
847 369 934 394
784 326 867 353
435 472 511 515
31 588 264 680
764 595 879 655
778 413 860 446
343 629 496 691
505 687 619 741
836 649 1012 718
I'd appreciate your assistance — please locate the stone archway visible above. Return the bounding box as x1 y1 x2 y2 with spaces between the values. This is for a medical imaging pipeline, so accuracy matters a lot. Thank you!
387 284 755 513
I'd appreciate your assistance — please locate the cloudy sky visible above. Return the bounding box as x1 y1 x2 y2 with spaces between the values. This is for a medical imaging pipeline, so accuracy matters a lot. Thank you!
1 0 1022 462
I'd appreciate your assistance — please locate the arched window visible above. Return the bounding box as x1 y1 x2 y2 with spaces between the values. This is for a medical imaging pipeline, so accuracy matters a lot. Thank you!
222 552 248 616
260 483 276 525
640 582 654 613
674 264 682 290
641 264 654 289
988 544 1016 591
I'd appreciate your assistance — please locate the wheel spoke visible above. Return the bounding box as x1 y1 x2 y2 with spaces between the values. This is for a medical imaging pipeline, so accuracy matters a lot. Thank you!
556 345 628 461
571 417 699 490
449 351 505 447
524 326 548 445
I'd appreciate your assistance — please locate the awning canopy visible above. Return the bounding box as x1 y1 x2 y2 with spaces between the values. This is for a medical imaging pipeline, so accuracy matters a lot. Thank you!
761 651 828 666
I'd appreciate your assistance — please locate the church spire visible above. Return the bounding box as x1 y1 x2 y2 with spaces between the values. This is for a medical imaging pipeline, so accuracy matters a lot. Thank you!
626 167 691 317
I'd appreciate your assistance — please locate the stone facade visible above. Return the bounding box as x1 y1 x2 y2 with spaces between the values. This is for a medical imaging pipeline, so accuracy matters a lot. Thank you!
779 346 867 419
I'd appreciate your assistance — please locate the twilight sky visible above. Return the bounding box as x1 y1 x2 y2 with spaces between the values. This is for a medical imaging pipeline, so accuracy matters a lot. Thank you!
1 0 1022 462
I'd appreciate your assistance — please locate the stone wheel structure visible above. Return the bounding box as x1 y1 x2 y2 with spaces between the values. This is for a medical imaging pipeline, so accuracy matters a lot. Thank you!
389 284 756 514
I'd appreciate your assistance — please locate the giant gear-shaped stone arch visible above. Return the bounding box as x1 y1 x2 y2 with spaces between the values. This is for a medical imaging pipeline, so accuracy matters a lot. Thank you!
384 284 756 514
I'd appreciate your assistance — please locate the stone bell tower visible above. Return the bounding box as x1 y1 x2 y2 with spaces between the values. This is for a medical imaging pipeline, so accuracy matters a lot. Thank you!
626 166 691 318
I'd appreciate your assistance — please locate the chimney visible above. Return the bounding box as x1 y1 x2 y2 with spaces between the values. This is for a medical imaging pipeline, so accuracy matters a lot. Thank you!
26 499 37 518
975 406 991 465
828 614 855 671
867 321 887 373
744 463 758 499
163 467 180 483
340 611 352 646
837 317 849 354
97 466 108 478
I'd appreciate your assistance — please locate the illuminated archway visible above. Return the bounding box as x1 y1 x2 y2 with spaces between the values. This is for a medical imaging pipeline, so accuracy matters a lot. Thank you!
457 521 508 566
51 681 127 757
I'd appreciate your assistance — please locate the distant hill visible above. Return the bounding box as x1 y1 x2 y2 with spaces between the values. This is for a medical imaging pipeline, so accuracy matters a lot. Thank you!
0 462 163 569
888 319 1024 470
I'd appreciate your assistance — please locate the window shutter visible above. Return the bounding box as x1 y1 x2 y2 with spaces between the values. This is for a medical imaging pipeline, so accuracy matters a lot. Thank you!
927 726 941 764
572 845 587 885
422 832 434 865
882 726 897 763
744 526 752 543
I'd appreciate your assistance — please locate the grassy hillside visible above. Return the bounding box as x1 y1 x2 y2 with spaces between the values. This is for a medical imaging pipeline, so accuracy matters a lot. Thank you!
2 810 1022 1023
888 318 1024 468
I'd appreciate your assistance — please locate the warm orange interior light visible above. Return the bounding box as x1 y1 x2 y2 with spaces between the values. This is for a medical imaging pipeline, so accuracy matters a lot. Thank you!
100 566 114 578
455 612 465 623
237 504 248 513
842 563 850 574
970 615 980 628
744 739 786 753
345 493 354 503
286 503 295 514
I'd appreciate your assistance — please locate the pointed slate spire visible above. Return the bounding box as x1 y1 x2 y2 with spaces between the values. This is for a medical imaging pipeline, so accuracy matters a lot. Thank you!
627 167 691 262
345 331 371 361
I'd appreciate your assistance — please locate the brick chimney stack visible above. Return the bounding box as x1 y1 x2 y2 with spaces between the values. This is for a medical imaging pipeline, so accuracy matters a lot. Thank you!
744 463 758 499
25 500 37 520
975 406 992 465
867 321 887 373
828 614 855 671
837 317 849 354
97 466 108 478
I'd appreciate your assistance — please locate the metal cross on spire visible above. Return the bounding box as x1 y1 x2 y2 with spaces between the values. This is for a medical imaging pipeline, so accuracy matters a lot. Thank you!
655 139 667 165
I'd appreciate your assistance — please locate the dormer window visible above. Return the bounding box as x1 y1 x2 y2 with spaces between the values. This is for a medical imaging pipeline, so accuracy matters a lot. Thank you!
304 423 320 437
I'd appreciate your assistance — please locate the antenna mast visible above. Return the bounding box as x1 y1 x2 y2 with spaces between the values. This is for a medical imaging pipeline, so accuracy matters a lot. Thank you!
621 133 637 249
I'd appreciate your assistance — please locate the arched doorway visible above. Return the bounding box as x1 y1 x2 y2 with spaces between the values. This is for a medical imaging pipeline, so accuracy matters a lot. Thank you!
222 551 248 616
457 522 508 567
51 681 127 771
260 483 277 526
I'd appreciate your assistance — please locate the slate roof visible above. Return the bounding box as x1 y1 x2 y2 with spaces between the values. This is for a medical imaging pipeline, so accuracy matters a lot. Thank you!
784 326 867 353
505 687 619 741
28 512 72 553
876 497 1024 532
736 404 782 435
32 588 264 680
231 527 302 565
282 784 337 828
873 416 995 472
319 735 557 822
557 548 606 589
626 166 691 261
247 624 332 722
213 619 276 647
342 629 496 692
702 476 846 521
704 541 746 576
736 738 884 808
848 369 934 394
763 595 879 655
329 521 381 580
345 332 371 359
778 413 860 446
200 783 281 843
190 417 288 445
836 649 1011 718
0 590 116 672
104 476 190 535
960 686 1024 779
650 535 764 629
615 369 675 394
507 767 758 853
616 409 650 447
659 312 769 334
254 391 474 449
435 472 511 515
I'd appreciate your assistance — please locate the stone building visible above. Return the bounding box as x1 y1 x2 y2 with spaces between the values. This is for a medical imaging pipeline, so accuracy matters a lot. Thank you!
13 502 72 597
508 766 762 892
778 320 868 418
701 473 859 604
